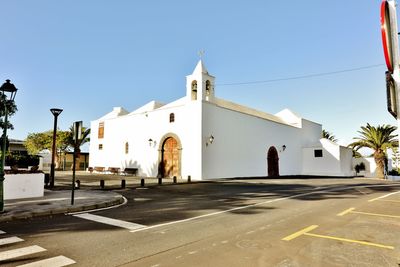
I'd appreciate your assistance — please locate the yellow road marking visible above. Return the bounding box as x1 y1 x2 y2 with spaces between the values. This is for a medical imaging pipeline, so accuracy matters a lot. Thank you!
303 232 394 250
338 207 400 219
282 225 319 241
377 199 400 203
351 210 400 219
337 208 355 216
283 225 394 250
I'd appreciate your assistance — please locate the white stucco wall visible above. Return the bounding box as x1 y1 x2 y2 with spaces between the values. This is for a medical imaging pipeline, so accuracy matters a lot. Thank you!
89 100 204 180
201 102 321 179
302 139 354 177
4 173 44 200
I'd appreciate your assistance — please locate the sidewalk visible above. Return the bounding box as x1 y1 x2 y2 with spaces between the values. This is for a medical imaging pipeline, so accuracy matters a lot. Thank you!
0 189 125 222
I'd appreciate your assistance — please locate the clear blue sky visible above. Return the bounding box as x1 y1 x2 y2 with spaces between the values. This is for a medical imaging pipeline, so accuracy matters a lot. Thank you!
0 0 392 147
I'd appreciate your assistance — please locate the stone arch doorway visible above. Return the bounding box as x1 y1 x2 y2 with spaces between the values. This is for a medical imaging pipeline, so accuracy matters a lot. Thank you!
267 146 279 177
160 135 181 177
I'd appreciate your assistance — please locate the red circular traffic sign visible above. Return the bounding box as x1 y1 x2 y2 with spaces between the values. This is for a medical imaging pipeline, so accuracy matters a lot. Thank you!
381 0 395 73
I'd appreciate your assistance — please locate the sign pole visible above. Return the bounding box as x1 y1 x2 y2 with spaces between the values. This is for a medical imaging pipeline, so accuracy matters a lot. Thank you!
71 121 82 205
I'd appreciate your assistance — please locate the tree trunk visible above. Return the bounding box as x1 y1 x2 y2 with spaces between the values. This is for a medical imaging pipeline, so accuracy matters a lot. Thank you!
374 151 386 179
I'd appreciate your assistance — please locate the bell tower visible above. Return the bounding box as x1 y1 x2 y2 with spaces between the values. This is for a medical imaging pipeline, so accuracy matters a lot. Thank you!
186 60 215 102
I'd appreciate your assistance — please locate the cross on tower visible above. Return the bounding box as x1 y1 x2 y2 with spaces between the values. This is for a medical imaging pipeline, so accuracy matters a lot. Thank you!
198 50 205 59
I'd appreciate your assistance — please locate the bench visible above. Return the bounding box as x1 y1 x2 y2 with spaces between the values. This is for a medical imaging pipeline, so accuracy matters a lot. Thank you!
94 166 105 173
122 168 138 176
108 167 120 175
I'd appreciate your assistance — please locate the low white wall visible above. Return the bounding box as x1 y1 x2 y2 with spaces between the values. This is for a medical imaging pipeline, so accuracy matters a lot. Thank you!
353 157 376 177
4 173 44 200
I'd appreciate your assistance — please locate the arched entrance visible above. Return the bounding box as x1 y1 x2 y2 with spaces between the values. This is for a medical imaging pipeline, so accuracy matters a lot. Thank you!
161 136 181 177
267 146 279 177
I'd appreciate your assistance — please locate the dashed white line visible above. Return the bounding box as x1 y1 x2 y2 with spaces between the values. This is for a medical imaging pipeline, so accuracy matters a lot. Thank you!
0 245 46 261
74 213 146 230
0 236 24 246
17 255 76 267
0 230 5 234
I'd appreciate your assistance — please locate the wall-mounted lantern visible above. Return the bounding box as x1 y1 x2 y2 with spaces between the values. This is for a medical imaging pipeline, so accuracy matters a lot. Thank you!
206 135 214 146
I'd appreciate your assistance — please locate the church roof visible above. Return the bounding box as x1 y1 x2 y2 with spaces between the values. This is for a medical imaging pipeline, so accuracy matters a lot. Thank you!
130 101 165 114
97 107 129 120
214 98 300 127
193 60 209 74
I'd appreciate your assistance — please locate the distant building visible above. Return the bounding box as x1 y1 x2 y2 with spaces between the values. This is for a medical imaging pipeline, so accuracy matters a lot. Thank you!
39 150 89 171
8 139 28 154
89 60 354 180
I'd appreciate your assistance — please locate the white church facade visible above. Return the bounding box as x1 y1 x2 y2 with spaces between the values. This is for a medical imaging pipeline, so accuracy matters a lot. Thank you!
89 60 354 180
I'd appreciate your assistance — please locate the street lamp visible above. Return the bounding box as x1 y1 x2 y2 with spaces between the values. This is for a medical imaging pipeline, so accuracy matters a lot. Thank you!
0 79 18 212
50 108 63 188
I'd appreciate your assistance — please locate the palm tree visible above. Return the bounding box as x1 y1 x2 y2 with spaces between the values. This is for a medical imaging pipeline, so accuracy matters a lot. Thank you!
348 123 398 178
68 126 90 170
322 129 338 142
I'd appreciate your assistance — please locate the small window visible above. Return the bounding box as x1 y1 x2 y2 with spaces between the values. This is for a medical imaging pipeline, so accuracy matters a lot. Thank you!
125 142 129 154
99 144 103 150
98 122 104 139
169 113 175 123
314 149 323 158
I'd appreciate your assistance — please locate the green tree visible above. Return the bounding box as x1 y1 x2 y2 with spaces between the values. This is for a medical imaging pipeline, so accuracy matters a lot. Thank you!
24 132 52 155
0 91 18 130
348 123 398 178
25 127 90 169
322 129 338 143
25 130 73 168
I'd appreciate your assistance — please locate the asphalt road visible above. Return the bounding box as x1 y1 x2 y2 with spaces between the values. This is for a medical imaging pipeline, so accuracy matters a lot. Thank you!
1 178 400 267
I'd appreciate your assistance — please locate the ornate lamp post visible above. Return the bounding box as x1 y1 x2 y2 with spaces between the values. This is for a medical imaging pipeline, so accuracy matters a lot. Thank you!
49 108 63 188
0 80 18 212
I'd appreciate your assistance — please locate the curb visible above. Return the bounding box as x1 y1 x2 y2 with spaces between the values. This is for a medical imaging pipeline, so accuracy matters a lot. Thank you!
0 196 125 223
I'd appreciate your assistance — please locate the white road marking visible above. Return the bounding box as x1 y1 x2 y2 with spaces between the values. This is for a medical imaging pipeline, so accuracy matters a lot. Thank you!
17 255 76 267
368 190 400 202
74 213 146 230
0 230 5 234
0 245 46 261
0 236 24 246
129 183 400 234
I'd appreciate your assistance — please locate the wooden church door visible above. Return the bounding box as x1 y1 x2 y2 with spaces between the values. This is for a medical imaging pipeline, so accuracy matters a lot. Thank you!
267 146 279 177
162 137 180 177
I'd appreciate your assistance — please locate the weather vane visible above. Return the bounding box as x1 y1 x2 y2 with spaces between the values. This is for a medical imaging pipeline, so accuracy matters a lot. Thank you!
198 50 205 60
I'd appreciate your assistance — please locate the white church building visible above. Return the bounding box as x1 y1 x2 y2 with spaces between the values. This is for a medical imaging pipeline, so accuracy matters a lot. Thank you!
89 60 354 180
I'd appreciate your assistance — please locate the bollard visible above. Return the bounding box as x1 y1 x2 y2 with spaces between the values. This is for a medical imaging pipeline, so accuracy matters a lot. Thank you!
75 180 80 189
158 177 162 185
141 178 145 187
173 176 177 183
187 175 191 183
44 173 50 188
100 179 105 189
121 179 126 189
